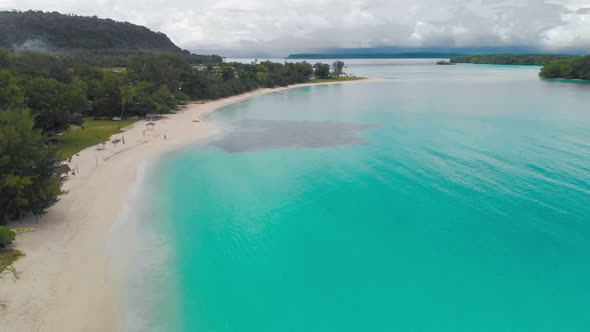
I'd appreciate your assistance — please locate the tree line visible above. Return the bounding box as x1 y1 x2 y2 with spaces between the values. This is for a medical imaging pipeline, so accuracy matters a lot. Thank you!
451 54 577 66
539 56 590 80
0 50 346 224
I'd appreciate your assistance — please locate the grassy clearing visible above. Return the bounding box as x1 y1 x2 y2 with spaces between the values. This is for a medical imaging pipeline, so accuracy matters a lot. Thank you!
56 118 137 160
309 76 366 83
0 250 24 279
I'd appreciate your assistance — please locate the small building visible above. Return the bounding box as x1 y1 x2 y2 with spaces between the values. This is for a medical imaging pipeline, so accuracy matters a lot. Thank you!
56 164 72 178
192 65 208 71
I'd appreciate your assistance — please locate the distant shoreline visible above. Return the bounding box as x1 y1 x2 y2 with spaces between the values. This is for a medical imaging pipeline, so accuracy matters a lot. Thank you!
540 77 590 84
287 52 460 59
0 77 381 331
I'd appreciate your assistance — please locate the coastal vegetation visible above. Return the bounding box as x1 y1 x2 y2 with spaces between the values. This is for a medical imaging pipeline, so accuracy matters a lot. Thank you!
436 60 455 65
0 50 329 140
0 108 62 223
0 226 15 246
451 54 576 65
0 50 349 227
539 55 590 80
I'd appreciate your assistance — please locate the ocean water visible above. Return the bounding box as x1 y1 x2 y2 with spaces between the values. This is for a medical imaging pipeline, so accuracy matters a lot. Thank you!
132 60 590 331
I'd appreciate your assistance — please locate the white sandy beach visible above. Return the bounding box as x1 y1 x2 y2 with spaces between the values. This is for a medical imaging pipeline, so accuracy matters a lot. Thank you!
0 79 380 332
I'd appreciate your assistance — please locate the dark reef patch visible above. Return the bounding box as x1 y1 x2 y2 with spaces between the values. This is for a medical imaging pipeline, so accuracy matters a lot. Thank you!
210 119 377 153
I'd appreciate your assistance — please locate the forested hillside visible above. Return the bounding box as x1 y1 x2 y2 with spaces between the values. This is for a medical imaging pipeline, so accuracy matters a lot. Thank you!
0 10 218 62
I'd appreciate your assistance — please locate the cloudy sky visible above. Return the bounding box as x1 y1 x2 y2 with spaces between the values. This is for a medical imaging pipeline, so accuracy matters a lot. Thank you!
2 0 590 56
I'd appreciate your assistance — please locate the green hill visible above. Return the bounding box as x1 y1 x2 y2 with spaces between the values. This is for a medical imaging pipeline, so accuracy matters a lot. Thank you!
0 10 192 56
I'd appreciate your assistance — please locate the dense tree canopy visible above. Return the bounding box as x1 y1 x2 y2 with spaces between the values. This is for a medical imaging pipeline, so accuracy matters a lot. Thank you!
0 11 222 63
539 56 590 80
0 225 15 245
451 54 577 66
0 10 180 53
0 51 340 124
0 109 61 223
314 63 331 79
23 77 89 133
0 70 25 110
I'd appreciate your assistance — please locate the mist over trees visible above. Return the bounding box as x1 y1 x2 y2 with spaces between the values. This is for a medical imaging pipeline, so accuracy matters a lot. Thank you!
0 10 222 63
1 10 178 53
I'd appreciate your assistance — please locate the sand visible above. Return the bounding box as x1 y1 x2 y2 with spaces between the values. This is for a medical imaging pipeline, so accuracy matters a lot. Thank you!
0 79 380 331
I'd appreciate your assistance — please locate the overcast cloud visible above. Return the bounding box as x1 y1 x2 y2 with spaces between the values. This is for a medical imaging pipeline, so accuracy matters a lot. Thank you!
2 0 590 56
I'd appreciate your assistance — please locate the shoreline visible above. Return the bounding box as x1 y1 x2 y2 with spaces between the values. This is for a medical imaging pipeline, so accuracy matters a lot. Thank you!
0 78 381 331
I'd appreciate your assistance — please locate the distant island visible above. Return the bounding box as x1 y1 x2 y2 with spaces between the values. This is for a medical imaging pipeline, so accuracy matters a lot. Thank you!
287 53 582 67
436 60 455 65
539 55 590 80
287 52 464 59
451 54 577 66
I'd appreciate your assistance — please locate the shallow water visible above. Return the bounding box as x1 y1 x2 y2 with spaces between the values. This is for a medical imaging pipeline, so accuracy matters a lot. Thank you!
135 60 590 331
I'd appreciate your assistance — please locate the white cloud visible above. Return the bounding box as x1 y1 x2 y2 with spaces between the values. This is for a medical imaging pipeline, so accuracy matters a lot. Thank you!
1 0 589 56
540 2 590 50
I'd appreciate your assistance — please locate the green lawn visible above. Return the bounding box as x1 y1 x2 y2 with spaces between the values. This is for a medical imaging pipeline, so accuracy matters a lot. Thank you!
56 118 137 160
0 250 23 277
309 76 366 83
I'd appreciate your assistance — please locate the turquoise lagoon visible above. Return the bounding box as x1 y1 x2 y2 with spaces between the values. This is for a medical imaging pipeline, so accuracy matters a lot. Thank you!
129 60 590 331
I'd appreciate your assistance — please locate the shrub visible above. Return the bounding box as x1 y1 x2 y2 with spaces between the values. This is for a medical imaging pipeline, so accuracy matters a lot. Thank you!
0 226 16 246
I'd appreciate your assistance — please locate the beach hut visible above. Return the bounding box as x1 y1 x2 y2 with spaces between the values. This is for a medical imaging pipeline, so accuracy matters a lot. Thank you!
56 164 72 179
